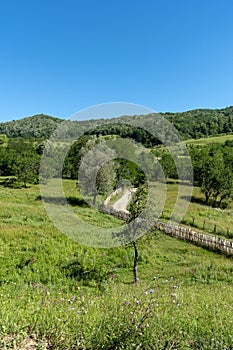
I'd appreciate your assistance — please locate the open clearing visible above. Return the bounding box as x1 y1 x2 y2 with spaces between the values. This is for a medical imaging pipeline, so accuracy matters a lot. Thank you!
1 178 233 349
185 133 233 145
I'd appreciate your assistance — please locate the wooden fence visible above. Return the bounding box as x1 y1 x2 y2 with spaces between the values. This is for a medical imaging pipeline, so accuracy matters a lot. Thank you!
154 221 233 255
102 190 233 256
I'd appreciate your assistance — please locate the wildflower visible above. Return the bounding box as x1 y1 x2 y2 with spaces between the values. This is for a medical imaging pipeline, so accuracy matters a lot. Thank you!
136 300 141 304
171 293 177 304
137 323 141 328
110 274 115 280
150 289 155 294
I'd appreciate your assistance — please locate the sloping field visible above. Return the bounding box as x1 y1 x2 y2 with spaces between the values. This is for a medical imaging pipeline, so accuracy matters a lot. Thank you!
1 178 233 349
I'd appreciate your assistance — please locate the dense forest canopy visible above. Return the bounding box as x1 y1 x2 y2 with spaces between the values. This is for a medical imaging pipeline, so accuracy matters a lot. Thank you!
165 106 233 139
0 114 63 138
1 106 233 140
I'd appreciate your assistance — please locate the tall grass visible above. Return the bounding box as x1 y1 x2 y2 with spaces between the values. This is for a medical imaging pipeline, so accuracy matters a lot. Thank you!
185 133 233 145
162 181 233 238
1 178 233 349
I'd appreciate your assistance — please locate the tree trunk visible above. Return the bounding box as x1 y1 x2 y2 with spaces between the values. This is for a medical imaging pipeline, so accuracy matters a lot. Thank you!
213 194 218 207
93 189 97 205
219 194 227 208
205 191 210 204
133 241 139 283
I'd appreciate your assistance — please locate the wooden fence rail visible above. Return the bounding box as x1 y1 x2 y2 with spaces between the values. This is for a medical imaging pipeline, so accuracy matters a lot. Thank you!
154 221 233 255
102 191 233 256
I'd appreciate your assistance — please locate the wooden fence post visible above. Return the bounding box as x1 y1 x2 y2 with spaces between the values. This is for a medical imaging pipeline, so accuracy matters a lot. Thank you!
203 220 205 230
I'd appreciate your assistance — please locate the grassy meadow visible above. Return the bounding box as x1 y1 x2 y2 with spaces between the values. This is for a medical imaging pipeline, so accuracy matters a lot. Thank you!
185 133 233 146
1 178 233 349
161 181 233 238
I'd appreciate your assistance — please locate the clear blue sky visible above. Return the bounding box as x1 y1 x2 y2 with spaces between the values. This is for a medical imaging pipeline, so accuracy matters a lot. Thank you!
0 0 233 122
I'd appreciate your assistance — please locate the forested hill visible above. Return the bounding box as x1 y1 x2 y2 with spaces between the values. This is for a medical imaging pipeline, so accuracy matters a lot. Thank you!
1 106 233 140
0 114 63 138
165 106 233 139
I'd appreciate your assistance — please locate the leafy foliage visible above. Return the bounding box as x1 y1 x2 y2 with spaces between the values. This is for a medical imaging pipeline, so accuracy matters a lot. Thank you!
1 106 233 141
0 139 40 186
190 143 233 206
0 114 63 138
78 137 117 204
86 123 161 147
165 106 233 139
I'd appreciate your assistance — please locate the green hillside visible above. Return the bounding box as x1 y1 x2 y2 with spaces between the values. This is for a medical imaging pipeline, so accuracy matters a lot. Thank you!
0 114 63 138
165 106 233 139
185 133 233 145
1 106 233 141
1 179 233 349
1 105 233 348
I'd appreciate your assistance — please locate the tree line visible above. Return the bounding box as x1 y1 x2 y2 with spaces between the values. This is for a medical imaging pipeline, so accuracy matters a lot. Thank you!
190 142 233 207
1 106 233 141
0 127 233 209
0 139 41 187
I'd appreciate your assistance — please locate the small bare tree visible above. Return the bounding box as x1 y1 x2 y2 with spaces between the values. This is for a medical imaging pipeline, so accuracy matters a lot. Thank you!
127 184 148 283
113 183 160 283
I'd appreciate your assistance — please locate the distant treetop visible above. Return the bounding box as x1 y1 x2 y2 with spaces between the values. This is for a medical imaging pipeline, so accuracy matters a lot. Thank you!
1 106 233 140
0 114 63 139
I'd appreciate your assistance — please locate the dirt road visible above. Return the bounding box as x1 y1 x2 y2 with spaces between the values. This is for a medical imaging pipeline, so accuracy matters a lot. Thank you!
111 188 137 213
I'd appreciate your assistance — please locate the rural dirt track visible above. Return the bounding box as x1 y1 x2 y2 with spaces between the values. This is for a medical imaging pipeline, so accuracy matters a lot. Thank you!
111 188 137 213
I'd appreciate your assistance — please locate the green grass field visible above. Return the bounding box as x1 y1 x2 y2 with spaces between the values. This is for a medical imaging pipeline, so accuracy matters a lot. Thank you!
185 133 233 145
1 178 233 349
161 181 233 238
